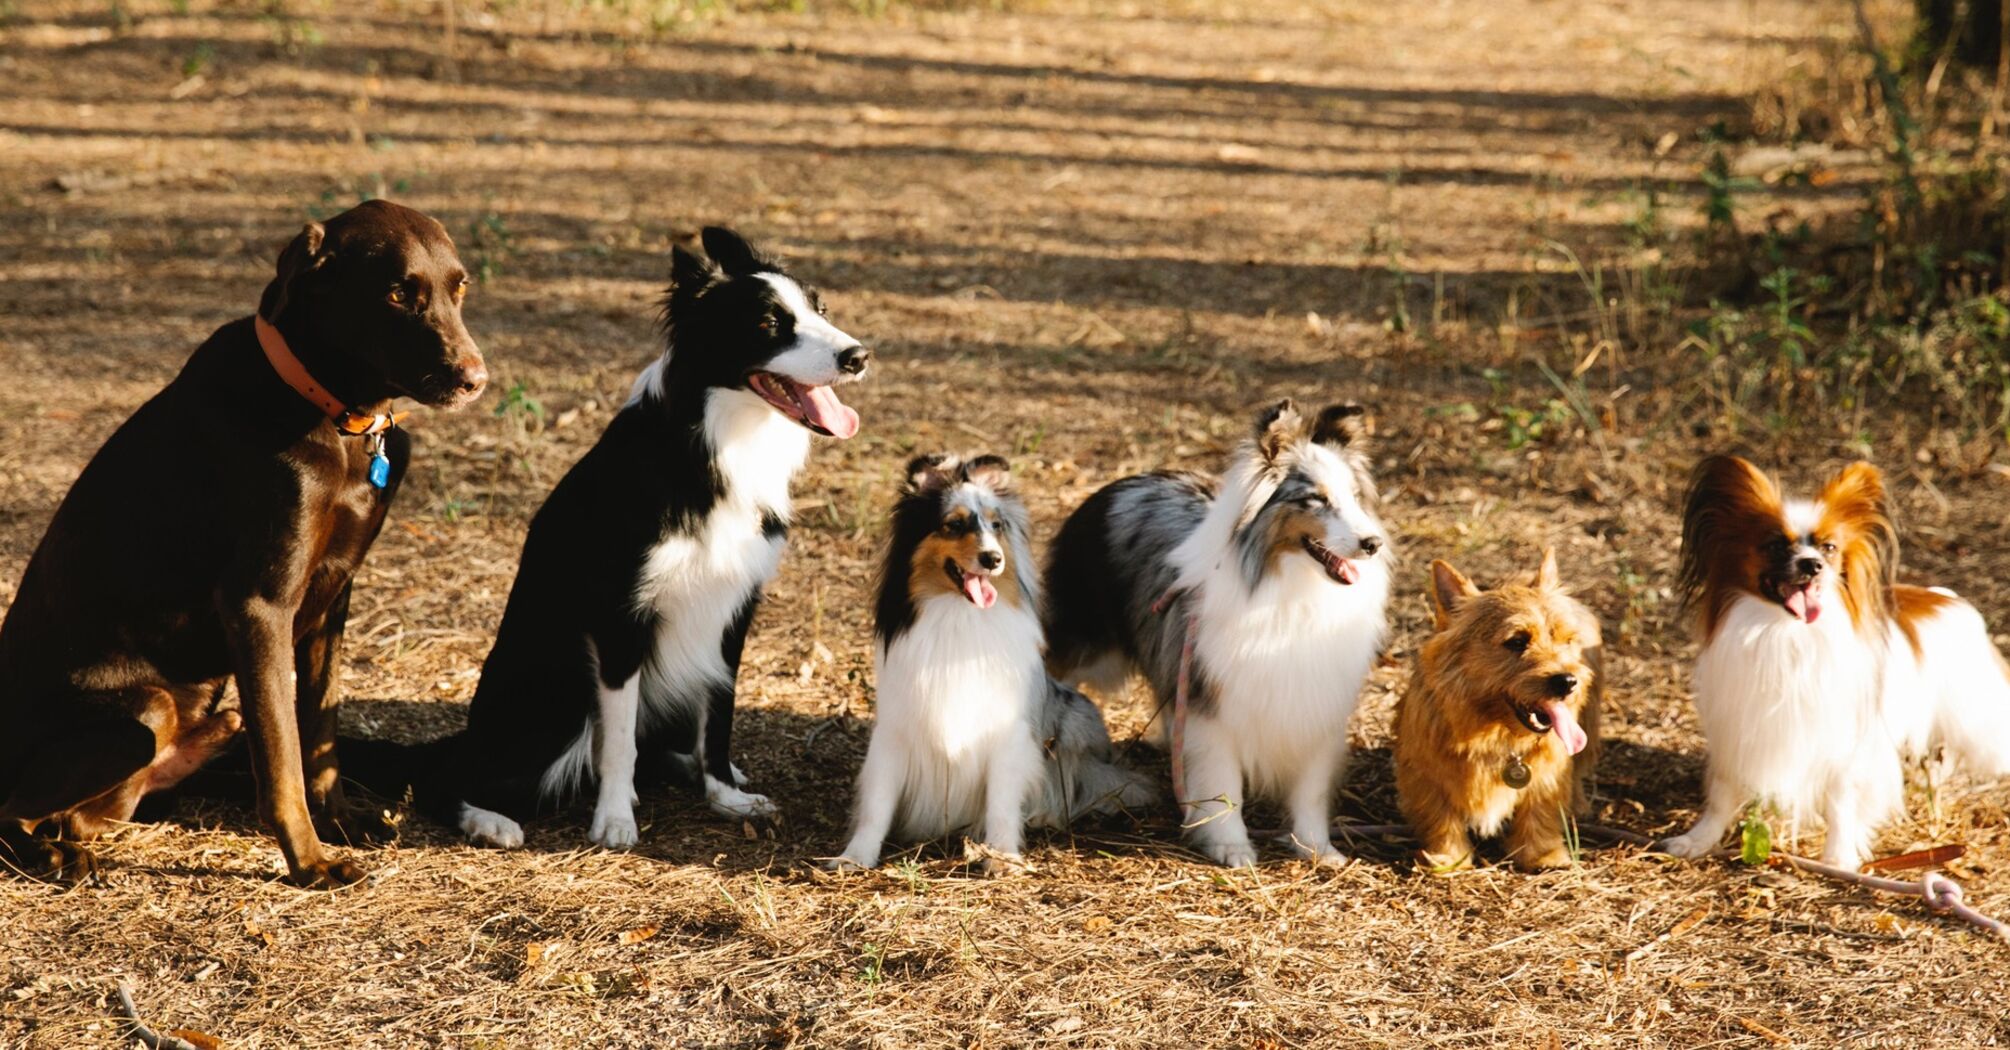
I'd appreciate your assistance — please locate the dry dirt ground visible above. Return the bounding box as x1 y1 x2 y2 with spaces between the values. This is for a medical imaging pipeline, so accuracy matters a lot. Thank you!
4 0 2010 1046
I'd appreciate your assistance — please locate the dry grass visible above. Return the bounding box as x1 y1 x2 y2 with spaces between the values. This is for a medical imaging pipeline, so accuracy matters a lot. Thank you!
4 0 2010 1046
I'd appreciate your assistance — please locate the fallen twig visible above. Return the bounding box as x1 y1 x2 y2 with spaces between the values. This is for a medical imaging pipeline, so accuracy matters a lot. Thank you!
114 981 201 1050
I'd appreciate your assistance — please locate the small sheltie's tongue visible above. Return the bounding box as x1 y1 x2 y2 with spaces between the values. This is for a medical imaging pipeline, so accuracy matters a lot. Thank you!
961 572 998 609
1784 584 1822 624
798 383 860 439
1540 700 1588 755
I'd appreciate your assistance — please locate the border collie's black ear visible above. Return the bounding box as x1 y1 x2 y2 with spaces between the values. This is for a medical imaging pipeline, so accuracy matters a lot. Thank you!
905 453 959 494
670 242 717 295
1254 399 1301 467
259 221 328 322
1312 403 1370 449
700 226 768 276
962 454 1012 492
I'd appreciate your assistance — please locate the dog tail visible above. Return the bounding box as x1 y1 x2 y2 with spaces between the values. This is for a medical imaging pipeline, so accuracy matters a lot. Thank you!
337 733 467 829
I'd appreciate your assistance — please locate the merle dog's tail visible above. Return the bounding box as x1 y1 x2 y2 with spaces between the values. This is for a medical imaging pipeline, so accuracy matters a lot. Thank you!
337 734 466 829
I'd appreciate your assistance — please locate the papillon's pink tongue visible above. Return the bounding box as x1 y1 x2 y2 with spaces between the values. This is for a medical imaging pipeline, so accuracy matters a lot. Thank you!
1784 586 1821 624
1541 700 1588 755
799 383 860 439
961 572 997 609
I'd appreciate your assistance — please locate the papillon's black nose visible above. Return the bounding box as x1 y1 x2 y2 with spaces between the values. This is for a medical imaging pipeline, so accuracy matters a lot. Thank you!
837 345 871 375
1357 535 1383 557
1547 672 1579 697
977 550 1003 571
1796 557 1824 577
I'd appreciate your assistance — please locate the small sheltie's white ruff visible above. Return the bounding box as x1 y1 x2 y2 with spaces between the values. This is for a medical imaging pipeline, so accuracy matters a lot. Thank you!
1170 442 1391 867
1666 546 2010 868
837 593 1052 868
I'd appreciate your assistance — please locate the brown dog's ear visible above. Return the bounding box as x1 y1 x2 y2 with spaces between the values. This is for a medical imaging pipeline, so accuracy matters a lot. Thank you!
1532 546 1560 590
259 221 328 323
1429 560 1480 630
1311 403 1371 449
961 454 1011 492
1254 399 1301 468
905 453 959 494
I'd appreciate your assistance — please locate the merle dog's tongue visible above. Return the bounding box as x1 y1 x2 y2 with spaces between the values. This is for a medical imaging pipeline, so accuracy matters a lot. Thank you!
1540 700 1588 755
799 383 860 439
961 572 997 609
1785 585 1822 624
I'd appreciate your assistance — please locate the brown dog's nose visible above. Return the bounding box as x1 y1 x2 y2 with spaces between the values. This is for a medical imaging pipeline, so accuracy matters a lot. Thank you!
1547 673 1579 697
456 361 489 396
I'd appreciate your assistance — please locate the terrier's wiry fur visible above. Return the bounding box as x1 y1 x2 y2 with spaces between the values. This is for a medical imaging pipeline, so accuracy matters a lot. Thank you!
1395 549 1602 872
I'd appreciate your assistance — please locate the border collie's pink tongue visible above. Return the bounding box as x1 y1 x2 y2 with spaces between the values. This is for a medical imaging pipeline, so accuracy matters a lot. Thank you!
1784 585 1822 624
798 383 860 439
961 572 997 609
1540 700 1588 755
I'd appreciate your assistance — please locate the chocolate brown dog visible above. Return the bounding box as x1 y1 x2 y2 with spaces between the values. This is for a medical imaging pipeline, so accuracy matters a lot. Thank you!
0 200 485 887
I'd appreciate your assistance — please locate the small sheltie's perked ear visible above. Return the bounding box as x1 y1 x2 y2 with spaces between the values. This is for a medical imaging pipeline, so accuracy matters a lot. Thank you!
1311 403 1370 449
960 454 1012 492
904 453 959 494
1532 546 1560 590
1254 399 1301 468
1429 560 1480 631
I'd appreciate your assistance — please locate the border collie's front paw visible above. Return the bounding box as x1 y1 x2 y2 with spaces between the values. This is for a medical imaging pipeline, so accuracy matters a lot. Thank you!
1202 841 1259 868
825 853 876 872
1656 832 1716 859
458 804 526 849
978 852 1029 878
705 777 777 823
1293 841 1350 868
588 811 639 850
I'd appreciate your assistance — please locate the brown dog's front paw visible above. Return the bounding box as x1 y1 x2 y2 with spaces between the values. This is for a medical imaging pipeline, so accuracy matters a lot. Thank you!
25 840 102 885
317 802 399 847
1513 847 1575 872
289 855 366 889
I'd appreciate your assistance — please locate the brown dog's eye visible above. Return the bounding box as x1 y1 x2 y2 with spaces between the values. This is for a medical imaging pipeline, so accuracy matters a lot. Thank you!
388 286 408 306
452 280 468 304
1503 633 1531 655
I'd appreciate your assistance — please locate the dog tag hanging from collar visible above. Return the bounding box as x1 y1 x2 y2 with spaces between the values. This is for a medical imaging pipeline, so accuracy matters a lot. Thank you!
1502 755 1531 790
365 430 391 489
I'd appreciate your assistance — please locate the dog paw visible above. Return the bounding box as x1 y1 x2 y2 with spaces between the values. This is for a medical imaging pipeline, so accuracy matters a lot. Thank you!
978 852 1030 878
1293 841 1350 868
729 762 750 788
457 804 525 849
825 854 877 872
1655 832 1716 859
1203 841 1259 868
588 810 640 850
705 778 778 823
1415 848 1475 874
1513 848 1575 872
290 855 365 889
17 839 100 885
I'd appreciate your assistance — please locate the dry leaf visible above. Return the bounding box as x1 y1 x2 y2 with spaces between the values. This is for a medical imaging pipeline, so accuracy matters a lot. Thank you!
618 925 660 946
1083 916 1112 934
167 1030 225 1050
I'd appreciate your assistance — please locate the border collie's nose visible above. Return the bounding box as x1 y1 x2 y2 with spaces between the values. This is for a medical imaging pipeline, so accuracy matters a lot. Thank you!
1357 536 1383 557
837 345 871 375
1796 557 1824 577
977 550 1003 572
1547 672 1579 697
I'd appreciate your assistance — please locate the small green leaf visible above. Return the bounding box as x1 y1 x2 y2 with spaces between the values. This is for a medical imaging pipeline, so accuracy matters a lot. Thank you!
1740 813 1773 865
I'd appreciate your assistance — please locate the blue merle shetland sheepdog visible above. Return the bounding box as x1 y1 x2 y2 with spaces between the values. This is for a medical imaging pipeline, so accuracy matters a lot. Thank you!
831 454 1154 874
363 227 870 849
1042 400 1392 867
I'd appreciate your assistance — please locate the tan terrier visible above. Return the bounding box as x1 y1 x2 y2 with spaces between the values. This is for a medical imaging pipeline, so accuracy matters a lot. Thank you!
1394 549 1603 871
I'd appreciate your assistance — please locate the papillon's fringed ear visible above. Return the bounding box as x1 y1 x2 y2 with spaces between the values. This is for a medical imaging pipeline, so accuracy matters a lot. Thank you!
1677 453 1783 629
1820 461 1890 527
1533 546 1560 590
1429 559 1480 631
961 454 1012 492
1311 403 1370 449
1821 460 1900 594
259 221 328 323
699 226 771 276
1254 399 1301 467
905 453 959 494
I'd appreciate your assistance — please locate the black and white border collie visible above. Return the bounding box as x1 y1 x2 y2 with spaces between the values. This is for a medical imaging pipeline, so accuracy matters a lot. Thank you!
423 227 867 848
1042 400 1392 867
831 454 1153 874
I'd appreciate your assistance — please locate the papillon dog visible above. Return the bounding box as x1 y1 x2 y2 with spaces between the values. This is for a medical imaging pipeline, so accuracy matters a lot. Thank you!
1659 455 2010 867
1043 400 1393 867
832 454 1154 874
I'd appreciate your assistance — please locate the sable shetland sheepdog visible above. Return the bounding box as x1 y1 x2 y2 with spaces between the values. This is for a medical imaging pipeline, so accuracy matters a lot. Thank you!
1395 549 1601 872
1659 455 2010 868
354 227 868 849
1042 400 1392 867
832 454 1154 874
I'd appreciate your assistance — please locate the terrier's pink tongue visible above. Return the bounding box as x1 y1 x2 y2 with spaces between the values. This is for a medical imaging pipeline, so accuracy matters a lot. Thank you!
1785 585 1822 624
962 573 997 609
800 384 860 439
1541 700 1588 755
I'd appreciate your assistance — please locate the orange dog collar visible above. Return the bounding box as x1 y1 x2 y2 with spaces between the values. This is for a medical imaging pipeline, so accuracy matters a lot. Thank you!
253 314 405 436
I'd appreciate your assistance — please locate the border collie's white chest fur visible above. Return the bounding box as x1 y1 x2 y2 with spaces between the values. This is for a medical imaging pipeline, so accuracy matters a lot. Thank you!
1692 592 1895 825
632 388 807 715
874 596 1045 836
